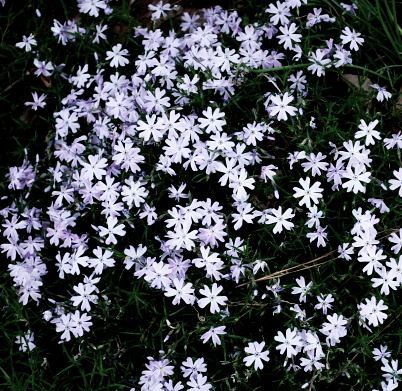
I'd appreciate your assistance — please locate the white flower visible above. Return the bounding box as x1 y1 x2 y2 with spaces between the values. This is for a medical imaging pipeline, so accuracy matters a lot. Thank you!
70 64 91 88
274 328 302 358
144 261 171 289
320 313 348 346
268 92 298 121
340 27 364 51
314 294 334 314
355 119 381 146
198 283 228 314
389 168 402 197
306 225 328 247
16 34 37 52
371 267 399 295
71 311 92 337
370 84 392 102
228 168 255 200
243 341 270 370
198 107 226 134
88 247 115 274
265 1 291 26
388 229 402 254
299 350 325 372
293 177 323 208
136 114 164 142
93 23 108 43
165 278 196 305
186 374 212 391
200 326 226 347
98 216 126 245
78 0 107 17
338 243 354 261
71 282 98 312
106 44 129 67
386 256 402 284
55 313 75 342
33 59 54 77
359 296 388 327
372 345 391 361
357 245 386 276
291 276 312 302
381 359 402 382
341 166 371 194
165 220 198 251
15 331 36 352
277 23 302 50
301 152 328 177
24 92 47 111
265 206 295 234
308 49 331 77
148 1 172 20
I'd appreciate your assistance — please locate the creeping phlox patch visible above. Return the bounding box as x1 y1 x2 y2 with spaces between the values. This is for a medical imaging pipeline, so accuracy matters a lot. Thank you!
3 0 401 390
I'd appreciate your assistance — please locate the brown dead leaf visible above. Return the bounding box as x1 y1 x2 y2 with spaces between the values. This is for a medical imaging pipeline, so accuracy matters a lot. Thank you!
342 74 372 91
40 76 52 88
114 23 131 39
396 86 402 112
19 109 37 125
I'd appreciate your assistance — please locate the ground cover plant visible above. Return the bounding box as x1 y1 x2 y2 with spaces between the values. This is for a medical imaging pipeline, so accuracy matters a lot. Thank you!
0 0 401 390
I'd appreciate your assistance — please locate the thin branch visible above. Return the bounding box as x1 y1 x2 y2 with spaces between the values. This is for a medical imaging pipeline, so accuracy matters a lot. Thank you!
240 229 399 287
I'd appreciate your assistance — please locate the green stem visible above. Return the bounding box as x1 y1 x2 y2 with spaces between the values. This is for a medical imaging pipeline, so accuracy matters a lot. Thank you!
344 64 390 81
248 63 310 74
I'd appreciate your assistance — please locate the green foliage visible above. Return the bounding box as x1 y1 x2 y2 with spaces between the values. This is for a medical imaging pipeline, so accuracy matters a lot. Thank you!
0 1 401 390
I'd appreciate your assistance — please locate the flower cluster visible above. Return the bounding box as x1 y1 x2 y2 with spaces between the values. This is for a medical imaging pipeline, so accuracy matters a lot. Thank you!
135 354 212 391
2 1 401 390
